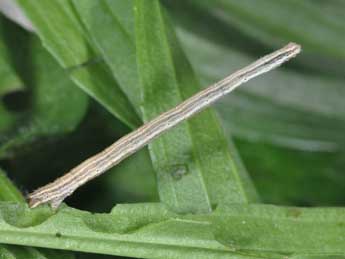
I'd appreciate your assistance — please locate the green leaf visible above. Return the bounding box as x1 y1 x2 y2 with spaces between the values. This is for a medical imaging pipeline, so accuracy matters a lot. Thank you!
0 202 345 258
0 201 281 259
72 0 259 211
72 0 141 114
15 0 89 67
69 61 140 128
15 0 140 128
0 202 238 259
212 204 345 254
134 0 258 212
185 0 345 59
162 3 345 207
170 12 345 205
0 28 88 158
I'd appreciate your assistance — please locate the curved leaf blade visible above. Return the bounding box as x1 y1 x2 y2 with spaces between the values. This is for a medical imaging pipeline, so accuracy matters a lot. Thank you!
15 0 140 128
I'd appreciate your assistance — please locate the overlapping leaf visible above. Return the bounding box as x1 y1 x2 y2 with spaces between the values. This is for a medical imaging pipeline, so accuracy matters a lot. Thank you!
72 0 258 214
0 19 88 158
16 0 140 128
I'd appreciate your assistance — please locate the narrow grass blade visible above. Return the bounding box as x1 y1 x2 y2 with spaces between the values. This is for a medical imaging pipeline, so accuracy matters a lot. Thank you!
134 0 258 212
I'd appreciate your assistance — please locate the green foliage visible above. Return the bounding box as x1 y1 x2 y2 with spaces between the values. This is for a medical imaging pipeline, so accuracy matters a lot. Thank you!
0 19 88 158
73 0 258 213
134 0 257 212
165 0 345 150
213 204 345 254
16 0 140 129
0 0 343 258
0 202 345 258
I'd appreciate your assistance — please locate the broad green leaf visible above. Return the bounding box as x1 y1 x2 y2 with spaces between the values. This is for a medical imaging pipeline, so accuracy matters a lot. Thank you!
185 0 345 59
0 27 88 158
0 202 241 259
0 202 278 259
134 0 258 212
15 0 140 128
212 204 345 254
0 202 345 258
